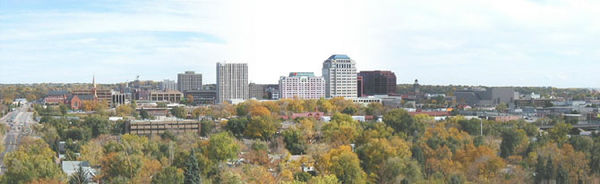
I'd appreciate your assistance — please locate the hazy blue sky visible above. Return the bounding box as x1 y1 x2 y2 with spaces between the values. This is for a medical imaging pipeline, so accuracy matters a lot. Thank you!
1 0 599 87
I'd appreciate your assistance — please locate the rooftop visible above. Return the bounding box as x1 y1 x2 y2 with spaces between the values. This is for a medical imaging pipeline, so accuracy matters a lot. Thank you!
289 72 315 77
327 54 350 60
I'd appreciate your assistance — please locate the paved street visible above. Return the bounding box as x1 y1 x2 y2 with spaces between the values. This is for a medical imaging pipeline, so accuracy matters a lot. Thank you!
0 104 35 174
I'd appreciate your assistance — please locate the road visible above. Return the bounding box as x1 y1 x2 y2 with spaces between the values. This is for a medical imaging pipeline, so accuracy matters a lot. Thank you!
0 104 36 174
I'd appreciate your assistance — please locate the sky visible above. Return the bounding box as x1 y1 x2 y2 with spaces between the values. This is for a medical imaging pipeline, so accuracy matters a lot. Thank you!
0 0 599 88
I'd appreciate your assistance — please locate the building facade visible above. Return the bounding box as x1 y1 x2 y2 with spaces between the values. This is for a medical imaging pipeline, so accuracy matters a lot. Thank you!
279 72 325 99
149 90 183 103
161 79 177 91
249 83 279 100
177 71 202 92
358 71 397 96
184 90 217 105
216 63 249 103
322 55 358 98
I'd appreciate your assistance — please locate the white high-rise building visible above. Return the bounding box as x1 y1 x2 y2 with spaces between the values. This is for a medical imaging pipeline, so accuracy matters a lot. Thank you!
279 72 325 99
216 62 249 103
322 54 358 98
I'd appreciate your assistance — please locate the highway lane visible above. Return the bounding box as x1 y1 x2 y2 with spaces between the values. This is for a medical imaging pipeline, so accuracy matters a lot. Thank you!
0 104 35 174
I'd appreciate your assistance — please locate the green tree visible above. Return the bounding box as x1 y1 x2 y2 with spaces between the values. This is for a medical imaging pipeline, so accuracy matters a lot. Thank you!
590 142 600 175
342 106 358 115
59 104 69 116
200 119 214 137
535 156 546 184
500 129 526 158
153 166 184 184
546 157 556 182
225 118 248 138
140 109 154 120
84 115 111 138
282 128 307 155
184 150 202 184
556 164 569 184
549 123 572 144
208 132 240 162
383 109 423 136
171 106 187 119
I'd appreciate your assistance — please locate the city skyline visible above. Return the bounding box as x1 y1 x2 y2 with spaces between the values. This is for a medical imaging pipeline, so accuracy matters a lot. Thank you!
2 0 600 88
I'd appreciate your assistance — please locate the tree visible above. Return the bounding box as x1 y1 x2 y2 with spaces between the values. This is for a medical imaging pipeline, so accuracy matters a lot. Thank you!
171 106 187 119
556 164 569 184
282 128 307 155
356 137 411 176
535 156 546 184
140 109 154 120
321 113 362 146
200 119 214 137
383 109 423 137
59 104 69 116
500 129 526 158
548 122 572 144
317 98 334 113
153 166 184 184
316 146 367 184
365 103 384 116
186 94 195 105
226 118 248 138
590 143 600 175
342 106 357 115
495 103 508 113
184 149 202 184
69 165 90 184
309 175 340 184
116 105 134 117
84 115 111 138
546 157 556 182
244 116 280 140
2 138 65 184
208 132 240 162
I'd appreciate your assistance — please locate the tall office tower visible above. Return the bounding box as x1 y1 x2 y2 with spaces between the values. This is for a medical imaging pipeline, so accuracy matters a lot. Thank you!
358 71 397 96
279 72 325 99
322 54 358 98
177 71 202 92
161 79 177 91
216 63 249 103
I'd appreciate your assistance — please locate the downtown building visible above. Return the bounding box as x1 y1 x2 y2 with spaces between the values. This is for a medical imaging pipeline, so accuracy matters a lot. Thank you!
177 71 202 92
279 72 325 99
216 63 249 103
161 79 177 91
358 71 397 96
322 54 358 98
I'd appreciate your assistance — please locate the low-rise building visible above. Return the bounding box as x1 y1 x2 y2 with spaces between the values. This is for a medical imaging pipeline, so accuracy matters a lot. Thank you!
149 90 183 103
127 119 201 135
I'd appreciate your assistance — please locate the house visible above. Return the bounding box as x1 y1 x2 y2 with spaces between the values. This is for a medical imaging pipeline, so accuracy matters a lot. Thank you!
61 161 97 183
